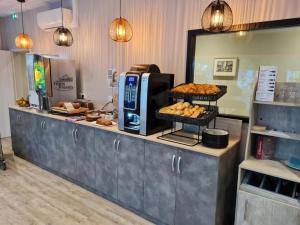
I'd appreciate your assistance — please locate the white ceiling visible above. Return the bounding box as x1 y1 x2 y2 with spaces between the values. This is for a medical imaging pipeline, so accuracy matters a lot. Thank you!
0 0 60 17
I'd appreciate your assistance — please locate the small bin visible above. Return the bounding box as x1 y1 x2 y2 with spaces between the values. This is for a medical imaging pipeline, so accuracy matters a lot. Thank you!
261 175 279 192
294 184 300 199
278 179 295 197
247 172 265 187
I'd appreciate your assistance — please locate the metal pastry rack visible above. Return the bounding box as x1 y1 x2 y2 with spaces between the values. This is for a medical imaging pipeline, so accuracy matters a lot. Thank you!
156 85 227 146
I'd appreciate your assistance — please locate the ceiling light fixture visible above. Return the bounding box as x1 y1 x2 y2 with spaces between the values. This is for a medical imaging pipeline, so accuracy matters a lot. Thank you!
109 0 133 42
201 0 233 32
15 0 33 49
53 0 73 47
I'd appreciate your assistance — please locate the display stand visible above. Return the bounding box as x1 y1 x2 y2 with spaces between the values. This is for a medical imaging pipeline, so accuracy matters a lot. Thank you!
156 85 227 146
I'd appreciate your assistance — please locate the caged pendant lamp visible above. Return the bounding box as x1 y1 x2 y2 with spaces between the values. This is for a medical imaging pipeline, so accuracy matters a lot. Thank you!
53 0 73 47
15 0 33 49
201 0 233 32
109 0 133 42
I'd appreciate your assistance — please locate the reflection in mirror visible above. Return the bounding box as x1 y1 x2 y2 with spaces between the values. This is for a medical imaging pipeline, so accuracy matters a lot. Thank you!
191 25 300 117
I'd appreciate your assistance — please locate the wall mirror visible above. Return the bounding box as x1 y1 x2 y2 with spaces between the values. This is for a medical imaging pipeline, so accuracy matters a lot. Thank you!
186 18 300 120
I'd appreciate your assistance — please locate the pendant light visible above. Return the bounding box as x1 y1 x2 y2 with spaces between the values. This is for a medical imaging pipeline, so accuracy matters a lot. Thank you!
53 0 73 47
109 0 133 42
15 0 33 49
201 0 233 32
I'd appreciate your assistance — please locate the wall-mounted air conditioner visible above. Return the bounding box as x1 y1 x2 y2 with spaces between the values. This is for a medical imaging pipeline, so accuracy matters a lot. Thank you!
37 0 78 31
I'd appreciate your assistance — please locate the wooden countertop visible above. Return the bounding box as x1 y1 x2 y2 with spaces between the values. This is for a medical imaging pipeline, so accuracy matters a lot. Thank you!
9 106 240 157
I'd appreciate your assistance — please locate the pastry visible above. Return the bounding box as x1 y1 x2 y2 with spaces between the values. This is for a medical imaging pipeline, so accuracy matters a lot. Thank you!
96 118 113 126
172 83 221 95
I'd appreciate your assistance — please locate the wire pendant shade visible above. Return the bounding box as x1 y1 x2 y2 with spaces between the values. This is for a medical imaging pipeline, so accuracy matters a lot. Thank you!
53 0 73 47
109 0 133 42
53 27 73 46
15 0 33 49
110 17 133 42
15 33 33 49
201 0 233 32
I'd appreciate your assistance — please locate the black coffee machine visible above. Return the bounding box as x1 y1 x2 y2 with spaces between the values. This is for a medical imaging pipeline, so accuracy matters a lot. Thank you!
118 64 174 135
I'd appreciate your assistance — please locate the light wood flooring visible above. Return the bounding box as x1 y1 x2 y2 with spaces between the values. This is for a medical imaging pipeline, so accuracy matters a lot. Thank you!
0 138 154 225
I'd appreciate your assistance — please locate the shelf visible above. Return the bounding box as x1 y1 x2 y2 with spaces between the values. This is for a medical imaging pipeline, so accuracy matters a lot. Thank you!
251 129 300 141
253 101 300 107
240 157 300 183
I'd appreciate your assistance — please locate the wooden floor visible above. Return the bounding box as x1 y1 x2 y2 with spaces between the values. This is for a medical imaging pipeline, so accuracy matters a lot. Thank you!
0 138 154 225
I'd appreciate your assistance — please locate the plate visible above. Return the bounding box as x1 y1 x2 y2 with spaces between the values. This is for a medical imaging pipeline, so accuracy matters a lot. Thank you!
285 157 300 171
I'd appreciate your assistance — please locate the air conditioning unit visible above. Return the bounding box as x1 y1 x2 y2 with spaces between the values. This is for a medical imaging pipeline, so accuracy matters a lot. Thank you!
37 0 78 31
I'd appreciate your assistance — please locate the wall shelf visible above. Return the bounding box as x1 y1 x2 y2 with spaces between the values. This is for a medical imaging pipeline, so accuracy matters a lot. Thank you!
251 129 300 141
253 101 300 107
240 157 300 183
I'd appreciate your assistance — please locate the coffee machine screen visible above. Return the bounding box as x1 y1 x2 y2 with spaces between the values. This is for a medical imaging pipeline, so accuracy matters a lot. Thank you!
124 74 139 110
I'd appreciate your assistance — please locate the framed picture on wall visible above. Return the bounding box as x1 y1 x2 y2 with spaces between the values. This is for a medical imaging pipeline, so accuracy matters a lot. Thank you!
213 57 239 77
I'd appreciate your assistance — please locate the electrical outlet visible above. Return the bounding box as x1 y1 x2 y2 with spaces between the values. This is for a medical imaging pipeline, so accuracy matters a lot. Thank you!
80 93 85 99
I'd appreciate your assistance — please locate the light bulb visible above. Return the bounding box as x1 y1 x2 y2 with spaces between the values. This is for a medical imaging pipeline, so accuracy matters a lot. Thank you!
59 32 68 43
116 24 126 39
211 10 224 28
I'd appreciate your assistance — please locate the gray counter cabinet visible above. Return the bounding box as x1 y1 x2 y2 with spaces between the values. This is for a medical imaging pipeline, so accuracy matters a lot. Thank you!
9 108 238 225
144 142 219 225
175 150 218 225
144 142 177 225
94 130 145 211
31 116 61 169
117 135 145 211
94 129 118 200
73 124 96 189
55 121 77 181
9 110 33 160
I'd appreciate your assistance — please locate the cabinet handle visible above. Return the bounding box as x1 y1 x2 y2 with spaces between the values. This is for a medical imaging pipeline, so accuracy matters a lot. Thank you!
177 156 182 174
113 139 117 151
74 129 78 143
171 155 176 172
72 129 75 141
43 121 46 129
116 140 120 153
243 200 248 221
40 121 43 129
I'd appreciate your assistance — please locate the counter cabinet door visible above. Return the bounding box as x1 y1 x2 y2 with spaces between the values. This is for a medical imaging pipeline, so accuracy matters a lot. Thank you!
94 129 118 200
55 121 77 180
117 135 145 211
9 110 32 160
74 125 96 189
144 141 178 225
174 150 218 225
235 190 300 225
29 116 57 168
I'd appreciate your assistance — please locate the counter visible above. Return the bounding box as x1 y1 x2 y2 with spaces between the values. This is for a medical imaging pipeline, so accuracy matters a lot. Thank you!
9 106 240 225
9 106 239 157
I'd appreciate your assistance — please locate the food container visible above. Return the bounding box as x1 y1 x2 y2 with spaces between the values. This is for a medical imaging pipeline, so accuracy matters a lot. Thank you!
202 129 229 149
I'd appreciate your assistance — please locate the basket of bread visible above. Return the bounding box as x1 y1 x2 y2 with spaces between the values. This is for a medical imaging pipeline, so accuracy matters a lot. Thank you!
156 102 218 125
171 83 227 101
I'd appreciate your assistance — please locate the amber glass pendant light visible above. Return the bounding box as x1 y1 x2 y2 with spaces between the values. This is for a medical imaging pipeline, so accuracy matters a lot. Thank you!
53 0 73 47
109 0 133 42
201 0 233 32
15 0 33 49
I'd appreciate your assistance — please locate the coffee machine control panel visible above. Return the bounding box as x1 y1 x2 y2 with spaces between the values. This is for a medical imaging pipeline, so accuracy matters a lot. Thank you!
124 74 139 110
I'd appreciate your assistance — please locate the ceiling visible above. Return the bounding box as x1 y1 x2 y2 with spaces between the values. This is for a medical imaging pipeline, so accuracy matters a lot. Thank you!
0 0 60 17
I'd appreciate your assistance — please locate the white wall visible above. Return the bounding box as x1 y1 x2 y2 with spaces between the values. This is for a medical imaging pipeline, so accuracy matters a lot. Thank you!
0 50 15 138
0 0 300 104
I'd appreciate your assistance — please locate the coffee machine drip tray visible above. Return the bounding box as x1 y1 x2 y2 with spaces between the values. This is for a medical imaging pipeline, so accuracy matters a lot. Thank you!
124 112 140 131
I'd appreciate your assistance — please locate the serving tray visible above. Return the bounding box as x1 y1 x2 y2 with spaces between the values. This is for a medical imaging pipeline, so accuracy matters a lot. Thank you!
156 105 218 126
170 84 227 101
